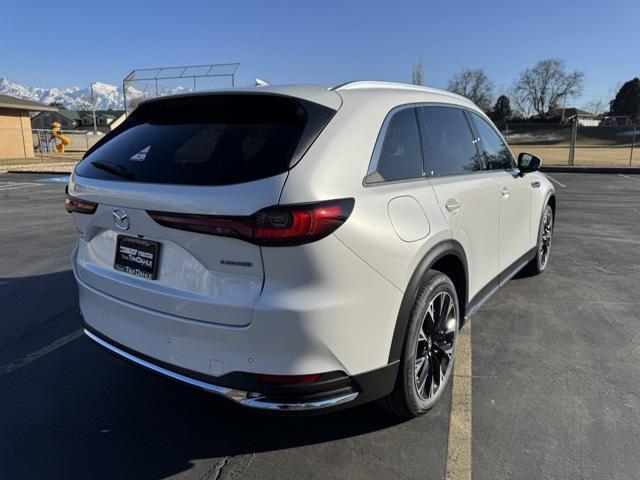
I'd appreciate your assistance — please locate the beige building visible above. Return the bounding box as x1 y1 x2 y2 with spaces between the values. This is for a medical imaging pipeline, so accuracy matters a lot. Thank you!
0 94 57 158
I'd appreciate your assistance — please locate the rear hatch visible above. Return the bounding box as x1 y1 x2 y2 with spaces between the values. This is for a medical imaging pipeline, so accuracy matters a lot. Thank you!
69 89 340 326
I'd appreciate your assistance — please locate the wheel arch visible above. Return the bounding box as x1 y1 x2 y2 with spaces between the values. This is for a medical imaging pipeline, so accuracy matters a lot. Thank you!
387 240 469 364
547 192 556 216
538 191 556 240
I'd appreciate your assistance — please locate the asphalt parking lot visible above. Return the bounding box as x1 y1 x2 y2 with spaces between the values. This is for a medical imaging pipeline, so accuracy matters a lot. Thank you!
1 172 639 480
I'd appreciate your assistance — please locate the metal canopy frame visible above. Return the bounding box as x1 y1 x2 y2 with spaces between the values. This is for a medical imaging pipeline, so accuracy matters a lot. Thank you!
122 62 239 114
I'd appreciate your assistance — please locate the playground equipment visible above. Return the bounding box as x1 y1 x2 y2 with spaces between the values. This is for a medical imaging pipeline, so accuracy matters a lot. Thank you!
51 122 70 153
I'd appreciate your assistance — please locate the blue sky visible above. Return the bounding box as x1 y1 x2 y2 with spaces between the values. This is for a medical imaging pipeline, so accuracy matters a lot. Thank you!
4 0 638 105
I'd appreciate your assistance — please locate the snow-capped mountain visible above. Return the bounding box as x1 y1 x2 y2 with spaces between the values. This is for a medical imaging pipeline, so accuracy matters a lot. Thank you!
0 76 123 109
0 76 190 110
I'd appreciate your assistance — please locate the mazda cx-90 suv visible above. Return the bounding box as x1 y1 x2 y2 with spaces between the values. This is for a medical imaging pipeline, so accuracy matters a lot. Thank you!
66 81 555 417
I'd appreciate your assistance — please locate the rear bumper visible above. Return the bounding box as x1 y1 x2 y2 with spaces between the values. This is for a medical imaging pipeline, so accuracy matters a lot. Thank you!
84 327 363 412
84 323 398 413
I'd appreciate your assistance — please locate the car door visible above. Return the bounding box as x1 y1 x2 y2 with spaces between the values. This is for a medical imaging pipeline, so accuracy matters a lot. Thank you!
417 105 501 301
343 106 450 289
467 111 532 283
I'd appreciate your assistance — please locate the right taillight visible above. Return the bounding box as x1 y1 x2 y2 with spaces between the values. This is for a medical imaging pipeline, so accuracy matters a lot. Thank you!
148 198 354 246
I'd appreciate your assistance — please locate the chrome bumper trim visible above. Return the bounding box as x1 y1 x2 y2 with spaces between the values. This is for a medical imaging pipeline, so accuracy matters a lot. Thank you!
84 329 358 411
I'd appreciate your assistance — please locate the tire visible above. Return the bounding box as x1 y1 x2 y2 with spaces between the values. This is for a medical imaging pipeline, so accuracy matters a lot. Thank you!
379 270 460 418
525 204 554 275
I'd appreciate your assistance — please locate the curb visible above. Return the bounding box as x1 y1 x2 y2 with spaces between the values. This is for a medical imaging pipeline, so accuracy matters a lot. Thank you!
541 166 640 174
6 170 73 175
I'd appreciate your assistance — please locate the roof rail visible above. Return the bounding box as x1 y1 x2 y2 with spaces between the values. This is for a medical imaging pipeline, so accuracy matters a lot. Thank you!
331 81 472 103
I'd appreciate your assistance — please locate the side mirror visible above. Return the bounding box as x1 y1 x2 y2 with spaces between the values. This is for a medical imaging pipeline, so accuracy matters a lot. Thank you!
518 152 541 175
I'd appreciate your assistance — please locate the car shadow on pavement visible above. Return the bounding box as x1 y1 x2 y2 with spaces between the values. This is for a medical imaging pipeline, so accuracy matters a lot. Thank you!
1 270 452 480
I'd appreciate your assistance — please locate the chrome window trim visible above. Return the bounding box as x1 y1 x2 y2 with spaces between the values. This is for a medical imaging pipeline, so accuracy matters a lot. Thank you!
426 168 512 180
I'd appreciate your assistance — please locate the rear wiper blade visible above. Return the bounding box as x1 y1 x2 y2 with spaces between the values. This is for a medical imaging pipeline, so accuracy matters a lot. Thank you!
91 160 135 180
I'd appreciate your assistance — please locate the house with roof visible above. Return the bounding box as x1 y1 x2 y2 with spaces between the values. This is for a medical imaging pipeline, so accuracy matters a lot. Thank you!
545 107 601 126
31 108 81 130
600 112 640 127
0 93 57 158
76 110 126 132
32 109 126 132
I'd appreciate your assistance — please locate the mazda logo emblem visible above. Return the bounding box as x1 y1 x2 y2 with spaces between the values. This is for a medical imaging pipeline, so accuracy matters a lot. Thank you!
112 208 130 230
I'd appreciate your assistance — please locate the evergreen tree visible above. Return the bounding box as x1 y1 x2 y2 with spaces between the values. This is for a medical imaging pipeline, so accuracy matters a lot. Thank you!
493 95 512 125
610 78 640 115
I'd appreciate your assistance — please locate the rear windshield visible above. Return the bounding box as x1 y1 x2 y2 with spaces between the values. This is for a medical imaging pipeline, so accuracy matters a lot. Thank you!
75 94 333 186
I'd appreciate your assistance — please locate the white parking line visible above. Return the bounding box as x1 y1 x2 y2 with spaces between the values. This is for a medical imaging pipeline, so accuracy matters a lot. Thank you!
619 174 640 183
446 321 472 480
545 174 567 188
0 329 83 376
0 182 43 191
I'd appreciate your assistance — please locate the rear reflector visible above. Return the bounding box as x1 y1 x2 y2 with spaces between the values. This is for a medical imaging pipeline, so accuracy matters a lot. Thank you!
255 373 321 385
65 193 97 214
148 198 354 246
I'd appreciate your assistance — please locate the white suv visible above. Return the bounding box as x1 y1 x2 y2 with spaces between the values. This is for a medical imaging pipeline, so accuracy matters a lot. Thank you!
66 81 555 417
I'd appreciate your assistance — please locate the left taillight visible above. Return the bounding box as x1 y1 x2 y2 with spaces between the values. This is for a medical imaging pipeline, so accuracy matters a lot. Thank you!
148 198 354 246
65 191 97 214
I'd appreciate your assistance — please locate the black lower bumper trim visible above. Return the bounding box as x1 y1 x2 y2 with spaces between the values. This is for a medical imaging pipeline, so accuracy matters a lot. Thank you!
83 321 399 413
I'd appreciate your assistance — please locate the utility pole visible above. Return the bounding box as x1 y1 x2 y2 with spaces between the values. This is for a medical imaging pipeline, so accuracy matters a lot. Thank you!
90 83 97 133
568 116 578 166
630 126 637 166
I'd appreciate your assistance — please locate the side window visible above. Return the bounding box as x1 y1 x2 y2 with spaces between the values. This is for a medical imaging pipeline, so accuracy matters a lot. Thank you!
417 106 481 176
369 107 423 183
469 112 514 170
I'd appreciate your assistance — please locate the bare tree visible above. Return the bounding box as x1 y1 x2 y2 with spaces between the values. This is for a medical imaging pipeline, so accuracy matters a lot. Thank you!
124 82 154 111
512 58 584 119
507 86 533 119
411 59 424 86
582 98 608 116
447 68 494 111
127 96 144 109
79 90 97 111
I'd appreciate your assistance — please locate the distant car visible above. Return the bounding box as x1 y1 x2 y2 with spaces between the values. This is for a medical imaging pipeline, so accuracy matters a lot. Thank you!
66 81 555 417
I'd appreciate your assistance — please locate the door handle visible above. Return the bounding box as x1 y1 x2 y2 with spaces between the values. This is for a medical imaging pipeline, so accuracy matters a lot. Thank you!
531 181 541 188
445 199 461 212
501 187 510 197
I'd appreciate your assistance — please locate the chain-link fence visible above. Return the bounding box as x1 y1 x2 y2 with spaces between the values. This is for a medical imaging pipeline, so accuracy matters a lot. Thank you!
0 127 100 173
1 120 639 173
123 63 239 114
32 128 104 154
505 122 638 167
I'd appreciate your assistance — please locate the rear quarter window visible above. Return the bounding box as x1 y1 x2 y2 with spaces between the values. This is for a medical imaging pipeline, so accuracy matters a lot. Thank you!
75 94 335 186
366 107 423 183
